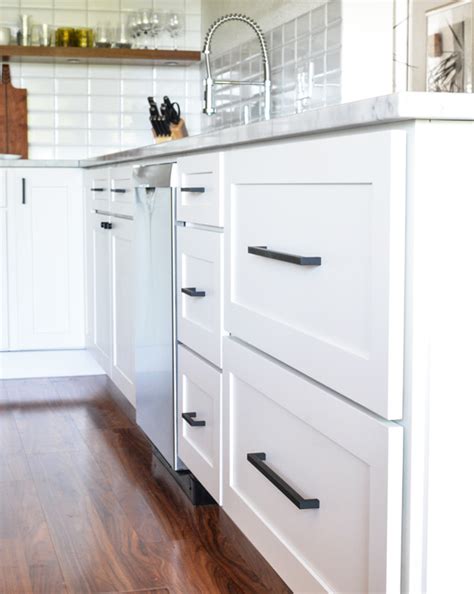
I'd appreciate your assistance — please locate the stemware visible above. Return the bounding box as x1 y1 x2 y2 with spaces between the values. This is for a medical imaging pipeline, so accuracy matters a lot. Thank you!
166 12 184 49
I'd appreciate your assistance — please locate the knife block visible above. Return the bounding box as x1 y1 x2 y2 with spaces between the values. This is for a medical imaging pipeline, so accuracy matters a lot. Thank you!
153 118 188 144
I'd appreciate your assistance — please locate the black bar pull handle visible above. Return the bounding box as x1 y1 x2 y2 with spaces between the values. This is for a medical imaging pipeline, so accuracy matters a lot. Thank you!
181 187 205 193
181 287 206 297
247 452 320 510
21 177 26 204
111 188 128 193
91 187 106 192
100 222 112 230
248 246 322 267
182 412 206 427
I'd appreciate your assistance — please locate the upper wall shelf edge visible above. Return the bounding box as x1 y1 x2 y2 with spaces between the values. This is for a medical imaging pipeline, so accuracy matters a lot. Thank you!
0 46 202 66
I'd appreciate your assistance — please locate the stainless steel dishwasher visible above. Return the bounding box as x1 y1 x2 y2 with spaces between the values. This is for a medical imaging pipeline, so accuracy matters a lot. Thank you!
134 163 179 469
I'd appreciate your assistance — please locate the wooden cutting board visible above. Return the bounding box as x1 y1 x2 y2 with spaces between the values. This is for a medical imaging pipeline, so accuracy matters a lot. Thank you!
0 64 28 158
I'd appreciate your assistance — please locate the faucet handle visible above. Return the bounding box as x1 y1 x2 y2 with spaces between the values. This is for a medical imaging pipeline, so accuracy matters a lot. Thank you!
203 77 215 116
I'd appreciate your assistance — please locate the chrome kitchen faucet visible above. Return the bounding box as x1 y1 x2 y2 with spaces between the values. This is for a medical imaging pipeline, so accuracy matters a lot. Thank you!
202 14 271 121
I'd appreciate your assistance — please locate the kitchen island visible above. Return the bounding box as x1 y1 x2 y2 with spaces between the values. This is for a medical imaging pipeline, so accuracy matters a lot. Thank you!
1 92 474 593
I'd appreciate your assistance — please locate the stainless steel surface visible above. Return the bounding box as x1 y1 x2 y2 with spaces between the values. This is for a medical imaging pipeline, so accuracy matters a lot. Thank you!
202 13 271 121
134 162 181 470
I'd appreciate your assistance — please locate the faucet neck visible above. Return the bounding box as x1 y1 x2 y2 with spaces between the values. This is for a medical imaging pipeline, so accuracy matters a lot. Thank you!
202 13 271 87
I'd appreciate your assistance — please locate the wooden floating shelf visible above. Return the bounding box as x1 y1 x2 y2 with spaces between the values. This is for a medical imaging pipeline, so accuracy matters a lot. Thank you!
0 45 201 66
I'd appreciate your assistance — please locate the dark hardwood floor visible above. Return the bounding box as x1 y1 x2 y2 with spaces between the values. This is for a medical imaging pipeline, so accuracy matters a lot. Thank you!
0 375 291 594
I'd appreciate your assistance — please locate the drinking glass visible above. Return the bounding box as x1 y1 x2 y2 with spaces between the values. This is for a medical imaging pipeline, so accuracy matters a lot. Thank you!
166 13 184 49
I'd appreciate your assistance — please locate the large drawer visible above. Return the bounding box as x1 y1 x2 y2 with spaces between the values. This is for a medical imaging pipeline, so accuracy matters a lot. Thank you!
223 337 403 594
177 226 223 368
178 345 222 503
176 152 223 227
225 130 406 420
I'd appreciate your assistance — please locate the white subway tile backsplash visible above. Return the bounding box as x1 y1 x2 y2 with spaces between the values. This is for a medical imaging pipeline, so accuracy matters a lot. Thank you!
90 113 121 129
28 112 55 128
54 63 89 78
89 78 121 95
53 10 87 26
203 0 341 132
21 78 55 94
89 130 120 146
122 78 153 96
28 95 55 111
57 129 88 146
29 129 55 144
56 95 88 112
56 78 88 95
90 95 121 112
57 112 89 128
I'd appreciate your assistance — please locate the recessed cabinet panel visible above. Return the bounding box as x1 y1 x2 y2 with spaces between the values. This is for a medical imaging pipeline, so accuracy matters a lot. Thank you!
91 215 111 371
177 226 223 368
110 217 135 404
178 345 222 502
7 169 84 350
225 131 406 420
110 165 134 217
0 209 8 350
177 152 223 226
223 337 403 594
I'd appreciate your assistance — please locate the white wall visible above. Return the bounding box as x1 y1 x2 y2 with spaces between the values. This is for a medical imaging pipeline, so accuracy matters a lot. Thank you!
0 0 202 159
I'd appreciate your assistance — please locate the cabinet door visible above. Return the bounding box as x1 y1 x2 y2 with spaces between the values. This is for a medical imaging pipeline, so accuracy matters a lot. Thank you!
110 216 135 405
89 214 112 372
7 169 85 350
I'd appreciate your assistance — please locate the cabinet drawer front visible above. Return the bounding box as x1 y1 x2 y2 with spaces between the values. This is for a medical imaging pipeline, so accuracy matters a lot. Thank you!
177 226 223 368
178 345 222 502
223 338 403 594
225 131 406 419
87 168 110 211
110 164 134 216
177 152 223 226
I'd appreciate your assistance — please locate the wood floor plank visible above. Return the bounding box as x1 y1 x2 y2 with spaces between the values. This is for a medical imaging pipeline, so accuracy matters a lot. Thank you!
0 376 291 594
0 480 68 593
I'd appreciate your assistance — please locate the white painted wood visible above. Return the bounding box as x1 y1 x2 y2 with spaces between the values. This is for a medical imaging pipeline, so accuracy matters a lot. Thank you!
223 337 403 594
177 226 223 368
225 130 406 420
177 344 222 503
89 213 112 373
85 166 110 211
0 169 6 207
0 211 8 351
110 216 135 405
176 152 223 227
110 164 134 217
6 169 85 350
400 120 474 594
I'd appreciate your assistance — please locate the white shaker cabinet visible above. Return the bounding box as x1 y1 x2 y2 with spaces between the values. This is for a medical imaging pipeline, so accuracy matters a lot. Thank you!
0 170 8 350
88 212 112 372
110 216 135 404
85 165 135 405
6 168 85 350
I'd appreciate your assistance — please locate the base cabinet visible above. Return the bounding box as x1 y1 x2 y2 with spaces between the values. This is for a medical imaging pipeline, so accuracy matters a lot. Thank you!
6 168 84 350
223 338 403 594
110 217 135 404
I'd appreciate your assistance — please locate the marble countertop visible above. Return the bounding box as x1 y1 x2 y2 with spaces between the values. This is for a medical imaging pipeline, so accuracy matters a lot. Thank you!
2 93 473 169
80 92 474 167
0 159 79 168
